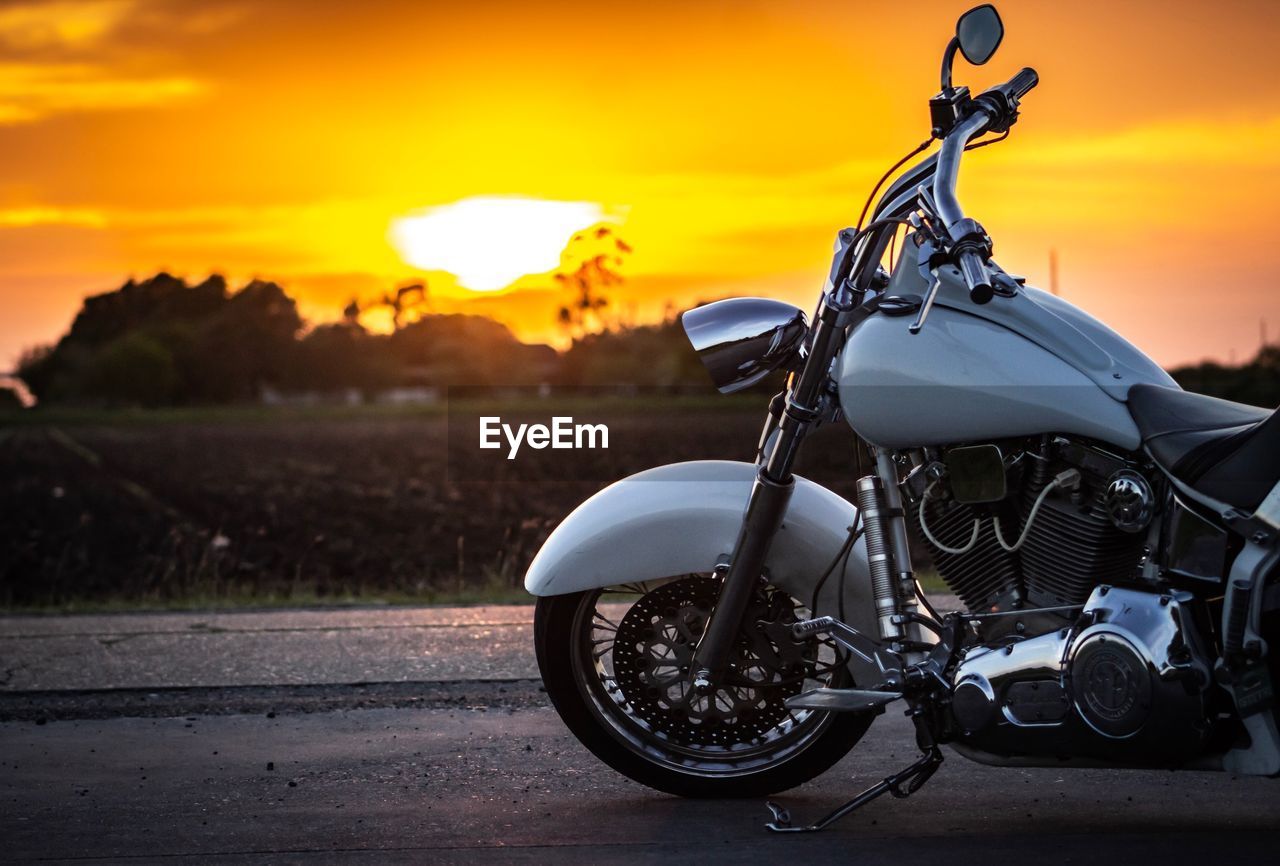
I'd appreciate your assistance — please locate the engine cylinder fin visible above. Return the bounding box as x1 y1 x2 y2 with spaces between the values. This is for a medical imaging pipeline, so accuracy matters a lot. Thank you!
912 440 1149 617
910 498 1020 612
1019 484 1145 608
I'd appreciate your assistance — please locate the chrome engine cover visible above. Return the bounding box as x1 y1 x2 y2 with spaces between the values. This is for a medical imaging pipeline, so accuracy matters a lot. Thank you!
1103 469 1155 533
950 585 1213 766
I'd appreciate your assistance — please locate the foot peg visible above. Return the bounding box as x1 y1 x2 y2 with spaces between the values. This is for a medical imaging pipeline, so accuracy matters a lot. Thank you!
785 688 901 713
791 616 903 684
764 801 792 830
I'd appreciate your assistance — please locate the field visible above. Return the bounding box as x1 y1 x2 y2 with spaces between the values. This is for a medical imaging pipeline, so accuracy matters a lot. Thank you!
1 397 873 610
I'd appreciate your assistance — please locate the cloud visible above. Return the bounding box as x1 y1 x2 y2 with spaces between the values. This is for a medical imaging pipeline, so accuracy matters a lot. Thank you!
995 115 1280 169
0 0 244 56
0 206 107 227
0 0 233 123
0 0 135 54
0 60 203 123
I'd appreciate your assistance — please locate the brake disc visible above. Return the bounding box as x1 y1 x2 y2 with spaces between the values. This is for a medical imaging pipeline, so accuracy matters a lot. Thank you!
610 576 813 747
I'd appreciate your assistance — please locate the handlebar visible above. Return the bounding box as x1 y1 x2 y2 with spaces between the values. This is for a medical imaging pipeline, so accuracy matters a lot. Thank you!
932 112 989 228
931 66 1038 304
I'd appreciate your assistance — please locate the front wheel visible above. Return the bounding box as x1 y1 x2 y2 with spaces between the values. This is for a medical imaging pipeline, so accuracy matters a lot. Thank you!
534 576 874 798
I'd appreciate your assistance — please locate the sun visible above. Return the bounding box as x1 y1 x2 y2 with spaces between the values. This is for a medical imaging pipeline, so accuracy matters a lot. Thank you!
389 197 615 292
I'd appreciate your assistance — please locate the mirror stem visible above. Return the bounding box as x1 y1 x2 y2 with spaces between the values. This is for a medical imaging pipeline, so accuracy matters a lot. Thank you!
940 37 959 93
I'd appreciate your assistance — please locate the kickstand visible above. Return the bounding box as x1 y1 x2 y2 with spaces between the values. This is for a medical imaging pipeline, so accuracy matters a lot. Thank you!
765 746 943 834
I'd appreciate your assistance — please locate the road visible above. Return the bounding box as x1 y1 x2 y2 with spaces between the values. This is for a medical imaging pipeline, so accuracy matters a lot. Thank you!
0 606 542 690
2 604 1277 864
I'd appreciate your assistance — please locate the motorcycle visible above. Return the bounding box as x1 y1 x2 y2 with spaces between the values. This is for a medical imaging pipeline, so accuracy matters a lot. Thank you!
525 4 1280 832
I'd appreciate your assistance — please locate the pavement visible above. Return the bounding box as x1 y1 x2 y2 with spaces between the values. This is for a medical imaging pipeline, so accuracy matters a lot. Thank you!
2 602 1278 864
0 605 542 691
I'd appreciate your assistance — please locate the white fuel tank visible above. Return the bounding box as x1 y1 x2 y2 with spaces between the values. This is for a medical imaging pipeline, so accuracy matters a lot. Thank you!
837 260 1174 451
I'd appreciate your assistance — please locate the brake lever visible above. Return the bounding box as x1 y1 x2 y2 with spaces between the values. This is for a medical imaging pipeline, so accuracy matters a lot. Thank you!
908 270 942 335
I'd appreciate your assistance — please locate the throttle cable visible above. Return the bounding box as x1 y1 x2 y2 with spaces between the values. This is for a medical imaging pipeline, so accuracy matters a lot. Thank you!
856 138 935 231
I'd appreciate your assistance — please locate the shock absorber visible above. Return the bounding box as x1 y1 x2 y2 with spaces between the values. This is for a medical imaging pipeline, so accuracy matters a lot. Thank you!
856 475 903 641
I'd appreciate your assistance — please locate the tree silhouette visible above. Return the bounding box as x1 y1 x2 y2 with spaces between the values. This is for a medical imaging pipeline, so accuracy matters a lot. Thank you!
0 385 24 411
343 281 430 331
1170 344 1280 407
381 282 429 330
555 226 631 339
15 274 301 405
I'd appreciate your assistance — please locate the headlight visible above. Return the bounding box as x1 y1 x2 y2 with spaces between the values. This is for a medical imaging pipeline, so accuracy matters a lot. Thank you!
681 298 808 393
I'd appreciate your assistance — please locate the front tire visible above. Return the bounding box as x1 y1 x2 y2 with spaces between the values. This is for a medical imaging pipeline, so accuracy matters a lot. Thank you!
534 578 874 798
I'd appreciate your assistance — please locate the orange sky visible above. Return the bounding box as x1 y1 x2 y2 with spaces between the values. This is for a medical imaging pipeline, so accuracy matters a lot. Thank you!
3 0 1280 369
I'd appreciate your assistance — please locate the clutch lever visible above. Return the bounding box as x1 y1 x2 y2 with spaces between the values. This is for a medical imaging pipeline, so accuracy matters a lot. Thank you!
906 189 947 334
908 270 942 334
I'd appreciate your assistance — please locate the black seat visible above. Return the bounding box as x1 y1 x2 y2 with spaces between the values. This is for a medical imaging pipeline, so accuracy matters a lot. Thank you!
1127 384 1279 511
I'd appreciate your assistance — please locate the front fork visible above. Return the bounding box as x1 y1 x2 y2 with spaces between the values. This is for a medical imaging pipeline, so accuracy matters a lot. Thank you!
690 232 926 689
691 471 794 689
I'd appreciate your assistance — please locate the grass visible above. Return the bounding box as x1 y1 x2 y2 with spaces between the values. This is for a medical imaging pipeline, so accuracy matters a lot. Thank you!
915 569 948 595
2 401 951 613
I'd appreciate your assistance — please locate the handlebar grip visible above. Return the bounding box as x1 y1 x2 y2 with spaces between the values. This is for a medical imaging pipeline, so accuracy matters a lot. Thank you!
956 249 994 305
976 67 1039 133
1006 67 1038 100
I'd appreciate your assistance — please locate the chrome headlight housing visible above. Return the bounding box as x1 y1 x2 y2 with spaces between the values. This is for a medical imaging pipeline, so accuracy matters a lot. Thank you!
681 298 808 393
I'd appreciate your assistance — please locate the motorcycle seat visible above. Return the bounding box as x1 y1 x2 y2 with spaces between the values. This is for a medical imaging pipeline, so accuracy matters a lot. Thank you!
1127 384 1279 511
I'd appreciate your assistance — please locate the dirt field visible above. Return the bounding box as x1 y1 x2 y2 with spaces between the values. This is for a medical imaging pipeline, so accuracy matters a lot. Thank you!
0 399 867 608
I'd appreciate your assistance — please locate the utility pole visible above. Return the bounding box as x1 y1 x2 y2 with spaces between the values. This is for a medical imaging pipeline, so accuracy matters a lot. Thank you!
1049 249 1060 296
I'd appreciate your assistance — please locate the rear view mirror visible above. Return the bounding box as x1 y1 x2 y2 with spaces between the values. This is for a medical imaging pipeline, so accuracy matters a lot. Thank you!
956 4 1004 65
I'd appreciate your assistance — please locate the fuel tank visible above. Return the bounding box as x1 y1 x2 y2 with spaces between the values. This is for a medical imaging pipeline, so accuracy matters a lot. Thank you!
837 255 1175 451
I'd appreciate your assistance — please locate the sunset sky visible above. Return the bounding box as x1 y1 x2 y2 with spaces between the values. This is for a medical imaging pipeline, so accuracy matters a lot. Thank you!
3 0 1279 370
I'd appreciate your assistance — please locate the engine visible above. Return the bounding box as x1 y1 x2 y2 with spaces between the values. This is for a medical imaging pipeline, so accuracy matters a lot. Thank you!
909 436 1152 618
947 585 1214 765
900 439 1217 763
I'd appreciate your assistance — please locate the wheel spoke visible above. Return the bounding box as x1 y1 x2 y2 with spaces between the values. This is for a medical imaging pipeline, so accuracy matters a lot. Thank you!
577 576 845 764
592 612 621 632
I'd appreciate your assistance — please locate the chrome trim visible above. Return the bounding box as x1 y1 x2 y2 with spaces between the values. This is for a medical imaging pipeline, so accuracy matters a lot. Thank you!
933 112 990 228
950 586 1214 763
681 298 808 394
1104 470 1156 533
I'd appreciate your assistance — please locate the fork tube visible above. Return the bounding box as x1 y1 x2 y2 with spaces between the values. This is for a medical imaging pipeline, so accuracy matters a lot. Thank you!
763 317 843 481
692 258 859 688
690 472 793 689
692 362 821 687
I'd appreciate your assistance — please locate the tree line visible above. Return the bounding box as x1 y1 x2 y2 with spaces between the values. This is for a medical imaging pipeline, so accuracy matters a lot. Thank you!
11 272 711 407
1167 346 1279 409
7 269 1278 409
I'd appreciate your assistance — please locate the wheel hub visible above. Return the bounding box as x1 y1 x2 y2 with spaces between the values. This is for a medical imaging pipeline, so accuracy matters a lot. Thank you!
611 576 811 747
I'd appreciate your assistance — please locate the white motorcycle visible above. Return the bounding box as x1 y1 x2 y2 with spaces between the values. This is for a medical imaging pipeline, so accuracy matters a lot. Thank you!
525 4 1280 832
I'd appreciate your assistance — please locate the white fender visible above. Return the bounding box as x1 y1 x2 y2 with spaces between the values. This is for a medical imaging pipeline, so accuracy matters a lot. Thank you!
525 460 878 642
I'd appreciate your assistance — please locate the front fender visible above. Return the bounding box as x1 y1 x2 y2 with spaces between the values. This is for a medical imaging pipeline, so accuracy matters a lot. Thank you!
524 460 876 640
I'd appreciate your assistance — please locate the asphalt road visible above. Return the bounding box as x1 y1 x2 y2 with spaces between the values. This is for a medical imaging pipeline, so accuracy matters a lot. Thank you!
0 606 544 690
2 604 1278 864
